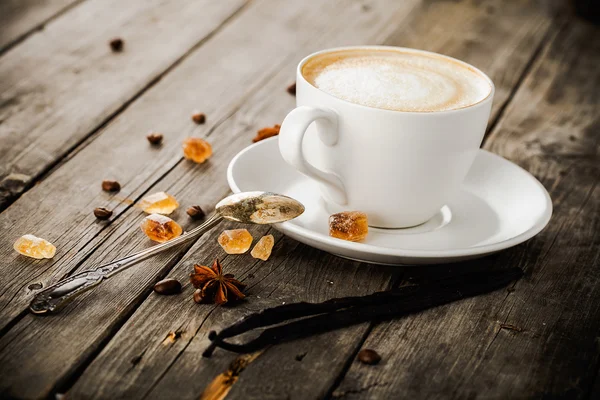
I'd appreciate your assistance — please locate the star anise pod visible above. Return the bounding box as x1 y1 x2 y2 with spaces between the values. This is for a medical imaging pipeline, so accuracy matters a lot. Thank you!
190 259 246 305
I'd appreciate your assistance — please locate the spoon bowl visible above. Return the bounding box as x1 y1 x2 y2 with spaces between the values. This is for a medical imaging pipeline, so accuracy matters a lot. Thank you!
216 191 305 224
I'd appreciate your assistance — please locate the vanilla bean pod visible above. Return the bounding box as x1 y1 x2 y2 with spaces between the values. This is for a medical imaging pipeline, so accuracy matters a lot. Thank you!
203 285 420 357
203 267 522 357
208 267 500 343
203 268 500 356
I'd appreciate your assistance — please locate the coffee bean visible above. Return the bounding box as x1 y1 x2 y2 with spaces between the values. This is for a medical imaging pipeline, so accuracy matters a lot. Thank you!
287 83 296 96
191 112 206 124
186 205 205 219
93 207 112 220
109 38 124 52
357 349 381 365
146 132 163 145
153 278 182 295
101 180 121 192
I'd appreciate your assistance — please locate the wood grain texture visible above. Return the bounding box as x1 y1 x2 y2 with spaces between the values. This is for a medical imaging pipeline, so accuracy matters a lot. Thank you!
0 0 82 52
0 0 412 398
63 0 557 399
0 0 551 333
70 225 394 400
0 0 250 334
333 19 600 400
0 0 247 210
0 0 586 399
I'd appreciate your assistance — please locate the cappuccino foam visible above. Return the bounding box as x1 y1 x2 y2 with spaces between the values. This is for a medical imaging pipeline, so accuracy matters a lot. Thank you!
302 49 491 112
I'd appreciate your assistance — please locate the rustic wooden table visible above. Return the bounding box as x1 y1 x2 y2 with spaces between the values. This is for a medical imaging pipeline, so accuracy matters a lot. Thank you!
1 0 598 399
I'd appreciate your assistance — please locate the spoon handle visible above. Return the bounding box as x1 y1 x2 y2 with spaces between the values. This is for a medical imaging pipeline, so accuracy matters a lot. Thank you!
29 214 223 314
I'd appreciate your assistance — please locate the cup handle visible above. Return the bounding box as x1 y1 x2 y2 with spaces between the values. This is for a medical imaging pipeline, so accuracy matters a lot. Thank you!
279 106 347 205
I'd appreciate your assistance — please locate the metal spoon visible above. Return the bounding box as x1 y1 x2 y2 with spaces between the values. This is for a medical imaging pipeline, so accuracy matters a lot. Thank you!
29 192 304 314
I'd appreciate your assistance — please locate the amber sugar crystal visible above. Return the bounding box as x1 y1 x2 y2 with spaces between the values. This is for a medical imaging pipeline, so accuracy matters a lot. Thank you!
251 234 275 261
13 234 56 259
218 229 253 254
252 124 281 143
329 211 369 242
183 137 212 164
141 214 183 243
139 191 179 214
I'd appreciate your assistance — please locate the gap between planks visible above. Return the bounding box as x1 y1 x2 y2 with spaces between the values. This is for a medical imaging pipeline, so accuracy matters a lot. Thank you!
0 1 408 397
0 0 85 55
57 242 238 398
331 18 600 399
0 0 251 212
37 0 255 189
59 231 280 397
483 21 564 141
0 0 560 398
323 11 561 399
53 246 194 397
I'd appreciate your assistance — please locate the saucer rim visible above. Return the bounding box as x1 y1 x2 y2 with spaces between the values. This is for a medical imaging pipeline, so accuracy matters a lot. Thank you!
227 138 553 259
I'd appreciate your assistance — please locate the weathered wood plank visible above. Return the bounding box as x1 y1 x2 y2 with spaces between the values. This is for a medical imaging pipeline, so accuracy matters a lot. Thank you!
0 0 82 52
0 0 414 398
61 1 557 399
333 19 600 400
0 0 247 210
0 0 559 398
0 0 385 340
71 225 393 400
0 0 251 333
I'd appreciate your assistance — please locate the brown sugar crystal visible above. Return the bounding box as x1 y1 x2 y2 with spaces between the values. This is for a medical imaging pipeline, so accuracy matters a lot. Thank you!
139 191 179 215
251 234 275 261
253 124 280 143
329 211 368 242
140 214 182 243
218 229 253 254
182 137 212 164
13 234 56 259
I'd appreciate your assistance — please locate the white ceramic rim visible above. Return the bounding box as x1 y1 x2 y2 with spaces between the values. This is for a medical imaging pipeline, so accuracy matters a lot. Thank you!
297 45 496 115
227 139 553 259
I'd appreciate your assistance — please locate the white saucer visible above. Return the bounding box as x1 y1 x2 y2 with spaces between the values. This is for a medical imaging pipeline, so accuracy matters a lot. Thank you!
227 138 552 265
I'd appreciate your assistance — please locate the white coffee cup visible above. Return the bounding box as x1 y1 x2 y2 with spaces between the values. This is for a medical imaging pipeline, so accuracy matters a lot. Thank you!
279 46 494 228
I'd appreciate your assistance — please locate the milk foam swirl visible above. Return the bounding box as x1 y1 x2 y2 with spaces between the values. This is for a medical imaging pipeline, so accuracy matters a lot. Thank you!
302 49 491 112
